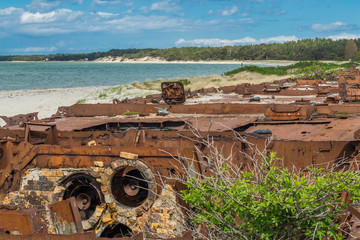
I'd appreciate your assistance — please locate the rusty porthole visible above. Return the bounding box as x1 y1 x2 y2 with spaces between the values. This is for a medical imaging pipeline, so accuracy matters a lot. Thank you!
62 173 104 221
111 167 149 208
100 223 132 238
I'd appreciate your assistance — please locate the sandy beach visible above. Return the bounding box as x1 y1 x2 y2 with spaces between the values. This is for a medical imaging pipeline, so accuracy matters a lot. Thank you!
0 84 163 127
93 56 297 66
0 86 108 126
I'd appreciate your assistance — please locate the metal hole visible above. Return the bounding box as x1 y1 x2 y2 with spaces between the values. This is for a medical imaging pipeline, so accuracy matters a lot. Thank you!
100 223 132 238
111 167 149 208
62 174 103 221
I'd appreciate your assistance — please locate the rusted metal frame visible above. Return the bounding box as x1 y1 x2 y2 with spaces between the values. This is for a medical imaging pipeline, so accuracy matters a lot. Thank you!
23 122 57 145
0 112 39 127
25 208 44 234
54 129 242 144
348 207 360 239
62 102 360 118
161 81 186 105
0 142 37 190
34 145 194 158
0 129 25 140
253 120 331 125
348 205 360 220
0 209 37 235
63 103 273 117
49 197 83 234
0 143 197 189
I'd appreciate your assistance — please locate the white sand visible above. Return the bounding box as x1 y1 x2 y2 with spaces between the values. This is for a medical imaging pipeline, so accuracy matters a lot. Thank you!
93 56 296 66
0 84 162 127
0 86 109 125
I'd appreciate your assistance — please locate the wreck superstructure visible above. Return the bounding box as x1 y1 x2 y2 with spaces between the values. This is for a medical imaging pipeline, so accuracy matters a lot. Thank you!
1 67 360 239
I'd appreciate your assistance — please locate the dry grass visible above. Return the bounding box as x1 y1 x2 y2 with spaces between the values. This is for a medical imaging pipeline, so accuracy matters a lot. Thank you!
81 70 292 103
181 72 292 90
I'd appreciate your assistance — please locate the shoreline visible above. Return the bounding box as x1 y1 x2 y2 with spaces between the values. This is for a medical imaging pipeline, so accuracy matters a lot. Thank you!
0 69 291 125
4 59 298 66
0 86 111 124
92 59 297 66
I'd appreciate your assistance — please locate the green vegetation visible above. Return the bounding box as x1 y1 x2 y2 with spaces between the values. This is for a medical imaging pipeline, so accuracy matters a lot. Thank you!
182 151 360 239
107 85 124 94
336 112 350 117
224 61 359 80
122 111 140 116
178 79 191 86
76 99 86 104
211 79 221 82
224 65 290 76
98 92 108 98
1 38 359 62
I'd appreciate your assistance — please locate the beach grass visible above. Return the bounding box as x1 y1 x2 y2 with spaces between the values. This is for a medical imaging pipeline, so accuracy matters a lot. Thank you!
76 99 86 104
77 61 356 104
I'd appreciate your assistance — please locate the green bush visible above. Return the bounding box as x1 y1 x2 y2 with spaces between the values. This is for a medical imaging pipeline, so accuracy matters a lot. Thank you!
224 61 359 80
178 79 191 86
98 92 108 98
182 152 360 239
76 99 86 104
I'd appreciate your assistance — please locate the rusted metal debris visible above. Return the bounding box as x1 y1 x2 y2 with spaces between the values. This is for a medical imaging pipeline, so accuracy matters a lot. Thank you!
340 83 360 102
161 82 186 105
265 104 314 121
0 112 38 127
1 67 360 238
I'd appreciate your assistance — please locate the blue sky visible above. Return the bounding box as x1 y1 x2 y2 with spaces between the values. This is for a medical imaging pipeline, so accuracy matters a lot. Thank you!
0 0 359 55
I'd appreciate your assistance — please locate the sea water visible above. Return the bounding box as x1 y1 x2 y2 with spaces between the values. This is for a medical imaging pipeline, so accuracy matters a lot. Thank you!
0 62 265 91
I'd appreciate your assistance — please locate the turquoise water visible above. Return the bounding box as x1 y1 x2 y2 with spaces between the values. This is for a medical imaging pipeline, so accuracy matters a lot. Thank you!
0 62 256 91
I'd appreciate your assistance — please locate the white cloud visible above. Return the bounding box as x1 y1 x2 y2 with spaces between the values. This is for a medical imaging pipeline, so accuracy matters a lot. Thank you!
26 0 61 12
0 7 22 15
97 11 119 18
0 5 253 37
175 35 298 47
106 15 185 32
140 0 181 13
207 5 238 16
150 0 181 12
326 33 360 40
311 22 355 32
12 46 58 53
221 6 238 16
20 9 81 24
21 11 57 23
0 4 189 36
259 35 298 43
92 0 109 4
92 0 124 6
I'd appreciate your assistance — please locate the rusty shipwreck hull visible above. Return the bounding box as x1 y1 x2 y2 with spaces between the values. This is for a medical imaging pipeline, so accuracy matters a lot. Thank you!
1 125 359 238
52 102 360 118
1 68 360 238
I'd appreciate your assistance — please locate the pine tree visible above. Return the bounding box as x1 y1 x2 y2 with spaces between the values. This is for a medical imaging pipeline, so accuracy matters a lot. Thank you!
345 39 358 60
